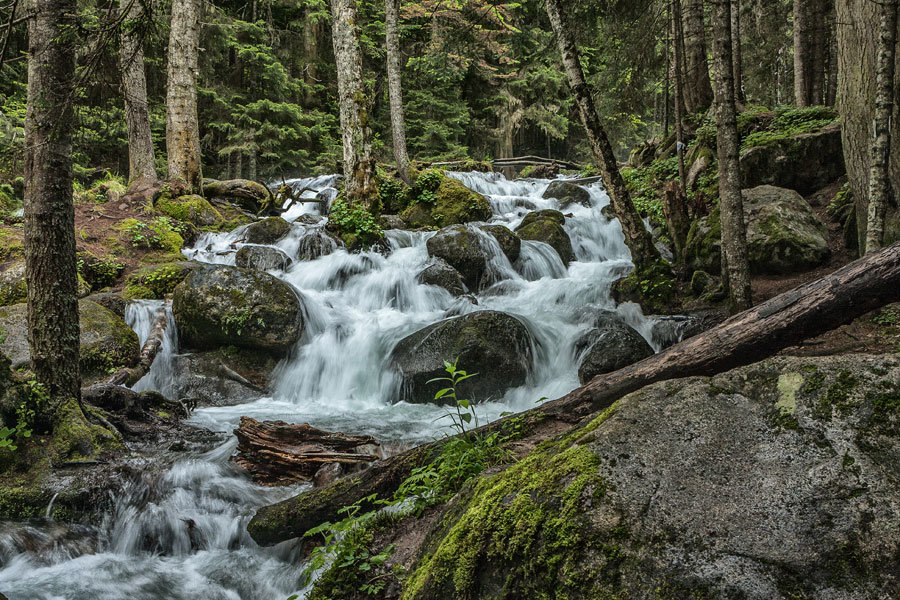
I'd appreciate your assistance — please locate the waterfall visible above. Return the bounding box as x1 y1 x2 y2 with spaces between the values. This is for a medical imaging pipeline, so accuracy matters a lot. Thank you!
126 299 179 399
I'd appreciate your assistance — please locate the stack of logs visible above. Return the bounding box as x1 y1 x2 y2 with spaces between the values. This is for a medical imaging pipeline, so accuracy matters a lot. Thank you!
232 416 380 487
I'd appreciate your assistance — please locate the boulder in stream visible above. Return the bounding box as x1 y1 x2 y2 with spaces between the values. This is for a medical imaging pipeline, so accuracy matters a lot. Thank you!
514 209 575 264
235 245 293 272
575 310 653 383
242 216 291 245
417 258 468 297
425 225 494 291
542 180 591 208
172 264 304 354
390 310 533 403
478 224 521 262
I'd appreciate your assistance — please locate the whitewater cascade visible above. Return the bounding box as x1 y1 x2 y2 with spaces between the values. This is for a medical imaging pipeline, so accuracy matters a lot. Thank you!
0 171 673 599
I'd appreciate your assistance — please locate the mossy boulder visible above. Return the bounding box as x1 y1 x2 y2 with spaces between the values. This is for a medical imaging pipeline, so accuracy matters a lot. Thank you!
425 225 494 291
685 185 830 275
0 261 26 306
172 264 304 354
294 229 341 262
390 310 533 403
478 224 520 262
739 123 845 195
403 353 900 599
203 178 274 214
400 176 491 229
417 258 468 297
575 311 654 384
400 203 437 229
123 261 205 300
155 194 222 226
514 209 574 264
235 245 293 271
0 227 24 262
542 180 591 208
243 217 291 245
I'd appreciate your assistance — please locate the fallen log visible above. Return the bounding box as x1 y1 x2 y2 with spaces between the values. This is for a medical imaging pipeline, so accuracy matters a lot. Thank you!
106 305 168 387
248 241 900 546
232 417 380 486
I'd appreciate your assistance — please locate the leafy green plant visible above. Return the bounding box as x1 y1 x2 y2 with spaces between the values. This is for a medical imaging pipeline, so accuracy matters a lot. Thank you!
328 196 383 246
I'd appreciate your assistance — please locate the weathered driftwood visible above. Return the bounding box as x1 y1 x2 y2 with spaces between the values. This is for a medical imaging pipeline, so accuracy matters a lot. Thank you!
106 305 168 387
247 241 900 546
232 417 380 486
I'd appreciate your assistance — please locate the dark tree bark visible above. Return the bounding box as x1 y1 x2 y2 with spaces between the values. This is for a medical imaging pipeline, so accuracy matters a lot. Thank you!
794 0 812 106
166 0 202 190
249 242 900 546
330 0 379 210
120 0 157 182
544 0 663 272
24 0 83 432
731 0 745 104
669 0 690 260
810 0 826 104
682 0 714 112
385 0 411 184
710 0 752 311
865 0 899 254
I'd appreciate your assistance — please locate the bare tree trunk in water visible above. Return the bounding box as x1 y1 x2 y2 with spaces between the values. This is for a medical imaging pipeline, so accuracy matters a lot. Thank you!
794 0 812 106
865 0 898 254
385 0 411 184
544 0 662 271
120 0 157 182
166 0 202 190
711 0 752 312
330 0 378 209
731 0 745 104
24 0 84 435
683 0 714 112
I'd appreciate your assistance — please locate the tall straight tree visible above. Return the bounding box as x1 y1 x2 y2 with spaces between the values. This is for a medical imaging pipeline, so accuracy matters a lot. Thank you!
24 0 83 430
731 0 745 104
793 0 812 106
710 0 752 311
385 0 411 184
544 0 662 272
683 0 714 112
166 0 202 190
120 0 157 182
330 0 378 209
864 0 899 254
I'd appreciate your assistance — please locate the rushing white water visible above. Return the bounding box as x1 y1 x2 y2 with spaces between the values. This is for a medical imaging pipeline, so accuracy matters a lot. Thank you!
0 171 674 600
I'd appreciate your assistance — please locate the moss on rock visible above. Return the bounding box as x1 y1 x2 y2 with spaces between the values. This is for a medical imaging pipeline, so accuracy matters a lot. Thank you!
0 260 26 306
78 299 141 381
514 210 574 265
123 261 203 299
155 194 222 227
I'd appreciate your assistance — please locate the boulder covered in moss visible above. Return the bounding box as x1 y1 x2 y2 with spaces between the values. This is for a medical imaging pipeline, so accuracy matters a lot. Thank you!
417 258 468 297
203 179 274 214
389 310 533 404
123 261 206 300
243 217 291 245
235 245 293 272
155 194 222 226
542 180 591 208
172 264 303 354
478 224 520 262
425 225 494 290
685 185 830 275
403 353 900 599
0 261 26 306
575 311 653 383
400 176 491 229
739 123 844 194
514 209 575 264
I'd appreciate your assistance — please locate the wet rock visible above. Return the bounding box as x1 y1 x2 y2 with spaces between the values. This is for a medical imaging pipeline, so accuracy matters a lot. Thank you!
685 185 830 275
402 353 900 600
296 214 325 226
390 310 533 403
479 224 521 262
417 258 468 297
168 347 276 407
235 245 293 272
575 310 653 383
400 176 492 228
294 229 341 262
172 265 304 354
243 217 291 245
542 180 591 208
0 260 26 306
425 225 492 290
514 210 575 264
123 261 206 300
380 214 406 229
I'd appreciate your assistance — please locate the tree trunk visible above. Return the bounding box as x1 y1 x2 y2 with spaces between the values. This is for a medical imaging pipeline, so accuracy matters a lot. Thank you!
711 0 752 312
330 0 378 210
810 0 826 104
731 0 745 104
120 0 157 182
671 0 690 260
166 0 202 190
683 0 714 112
864 0 898 254
544 0 662 272
24 0 82 432
794 0 812 106
385 0 411 184
837 0 900 252
248 241 900 546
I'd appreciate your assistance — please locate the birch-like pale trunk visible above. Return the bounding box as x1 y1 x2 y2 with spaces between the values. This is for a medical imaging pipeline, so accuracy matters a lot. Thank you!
385 0 411 184
120 0 157 182
166 0 203 190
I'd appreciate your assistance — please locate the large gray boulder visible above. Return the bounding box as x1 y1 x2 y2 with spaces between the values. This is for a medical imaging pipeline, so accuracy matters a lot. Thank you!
542 180 591 208
685 185 830 275
478 224 521 263
404 353 900 599
575 310 653 383
172 265 303 354
514 210 575 264
417 258 468 297
425 225 493 291
390 310 533 403
235 245 292 272
169 347 277 406
740 123 845 195
242 217 291 245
